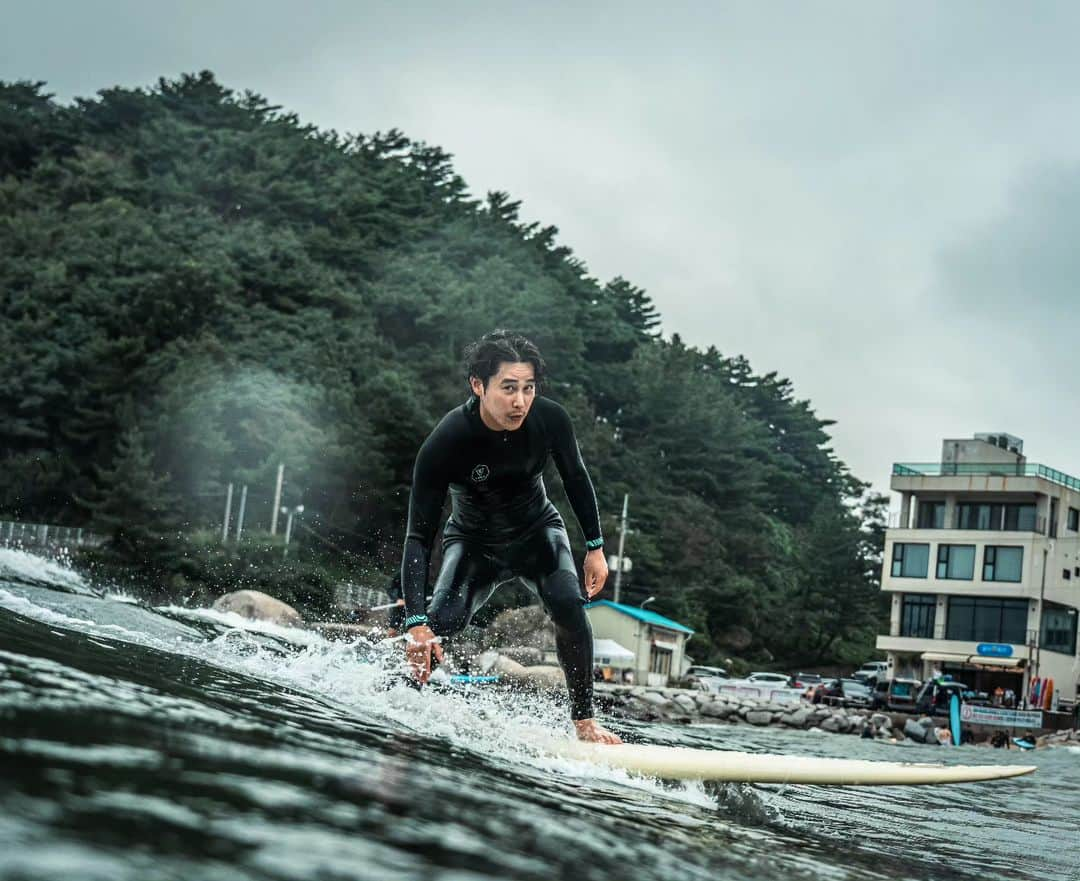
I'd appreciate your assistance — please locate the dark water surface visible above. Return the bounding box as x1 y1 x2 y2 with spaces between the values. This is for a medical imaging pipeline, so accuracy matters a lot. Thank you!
1 548 1077 881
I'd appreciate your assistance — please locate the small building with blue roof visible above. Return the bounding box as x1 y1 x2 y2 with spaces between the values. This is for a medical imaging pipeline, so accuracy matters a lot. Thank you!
585 599 694 686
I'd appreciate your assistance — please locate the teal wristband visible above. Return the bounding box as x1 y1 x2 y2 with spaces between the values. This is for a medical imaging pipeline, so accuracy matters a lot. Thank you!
404 614 429 629
585 538 604 550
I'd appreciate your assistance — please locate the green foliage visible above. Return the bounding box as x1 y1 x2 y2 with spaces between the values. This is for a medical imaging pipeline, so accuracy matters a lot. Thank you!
0 72 886 666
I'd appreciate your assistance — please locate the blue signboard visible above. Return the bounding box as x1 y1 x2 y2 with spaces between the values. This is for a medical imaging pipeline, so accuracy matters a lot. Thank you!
976 643 1013 658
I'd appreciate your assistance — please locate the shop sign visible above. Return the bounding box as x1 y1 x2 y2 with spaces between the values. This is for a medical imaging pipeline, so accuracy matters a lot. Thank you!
959 704 1043 728
976 643 1013 657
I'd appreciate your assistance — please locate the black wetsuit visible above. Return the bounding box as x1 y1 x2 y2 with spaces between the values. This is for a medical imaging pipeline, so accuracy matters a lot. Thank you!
401 395 604 720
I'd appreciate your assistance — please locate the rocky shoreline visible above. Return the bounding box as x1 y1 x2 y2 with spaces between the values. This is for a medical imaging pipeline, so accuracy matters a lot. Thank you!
594 683 922 741
593 683 1080 748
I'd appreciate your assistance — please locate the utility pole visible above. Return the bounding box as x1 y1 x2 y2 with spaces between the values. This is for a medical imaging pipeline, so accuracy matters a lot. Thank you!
235 485 248 541
282 505 304 558
221 483 233 543
270 464 284 535
613 493 629 604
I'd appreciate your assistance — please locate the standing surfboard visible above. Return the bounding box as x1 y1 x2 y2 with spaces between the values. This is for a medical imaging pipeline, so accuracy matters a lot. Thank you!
551 741 1035 785
949 694 962 746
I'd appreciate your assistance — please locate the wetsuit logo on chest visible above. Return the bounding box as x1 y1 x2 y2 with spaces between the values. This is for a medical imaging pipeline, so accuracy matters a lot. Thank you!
470 464 491 483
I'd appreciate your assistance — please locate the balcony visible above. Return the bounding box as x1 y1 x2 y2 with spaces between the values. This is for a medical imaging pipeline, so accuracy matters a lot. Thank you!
894 462 1080 493
887 511 1047 532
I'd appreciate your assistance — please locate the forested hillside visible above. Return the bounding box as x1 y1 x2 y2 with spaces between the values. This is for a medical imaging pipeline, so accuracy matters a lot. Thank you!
0 72 886 666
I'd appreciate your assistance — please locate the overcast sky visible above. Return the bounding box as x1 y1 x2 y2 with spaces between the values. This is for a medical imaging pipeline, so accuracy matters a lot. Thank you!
5 1 1079 499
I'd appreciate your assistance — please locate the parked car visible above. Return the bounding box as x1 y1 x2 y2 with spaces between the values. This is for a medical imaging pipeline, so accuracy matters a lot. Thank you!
913 680 988 715
810 678 836 704
872 677 921 712
683 665 730 690
791 672 823 690
685 665 730 681
817 678 873 708
839 678 873 709
746 671 792 686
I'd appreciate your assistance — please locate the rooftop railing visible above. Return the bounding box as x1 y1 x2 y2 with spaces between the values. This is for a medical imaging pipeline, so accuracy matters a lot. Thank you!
893 462 1080 493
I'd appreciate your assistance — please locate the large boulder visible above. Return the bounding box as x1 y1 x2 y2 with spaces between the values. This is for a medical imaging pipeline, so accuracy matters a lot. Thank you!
746 710 773 726
477 652 525 677
781 707 812 728
212 590 303 626
871 713 892 730
638 690 673 708
498 646 544 666
672 694 698 713
820 715 844 733
517 664 565 689
700 701 735 719
477 652 565 689
483 605 555 651
903 719 927 742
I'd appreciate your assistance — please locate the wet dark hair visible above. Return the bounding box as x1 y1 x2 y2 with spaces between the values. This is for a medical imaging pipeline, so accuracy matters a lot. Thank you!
463 330 546 390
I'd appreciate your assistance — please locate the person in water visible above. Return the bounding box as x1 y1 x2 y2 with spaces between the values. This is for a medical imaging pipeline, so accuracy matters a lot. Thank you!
399 330 620 744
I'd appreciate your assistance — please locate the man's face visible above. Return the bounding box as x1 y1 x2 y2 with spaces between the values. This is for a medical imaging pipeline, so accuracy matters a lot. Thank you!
470 361 536 431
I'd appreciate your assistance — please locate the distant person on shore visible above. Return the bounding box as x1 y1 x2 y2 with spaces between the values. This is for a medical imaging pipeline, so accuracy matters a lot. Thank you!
398 330 619 744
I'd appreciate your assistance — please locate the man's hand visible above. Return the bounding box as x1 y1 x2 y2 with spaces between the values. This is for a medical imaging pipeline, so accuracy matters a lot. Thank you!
405 624 444 684
583 548 609 599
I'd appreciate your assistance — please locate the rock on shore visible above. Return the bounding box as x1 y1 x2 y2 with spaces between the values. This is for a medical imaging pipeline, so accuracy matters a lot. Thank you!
212 590 304 626
592 683 941 743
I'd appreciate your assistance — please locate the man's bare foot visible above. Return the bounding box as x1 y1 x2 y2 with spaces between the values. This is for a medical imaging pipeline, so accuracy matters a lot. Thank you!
573 718 622 744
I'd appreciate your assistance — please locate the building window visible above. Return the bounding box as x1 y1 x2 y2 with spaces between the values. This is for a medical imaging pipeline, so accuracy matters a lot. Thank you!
936 544 975 580
956 503 1002 530
1003 503 1037 532
891 543 929 578
946 597 1028 644
917 501 946 529
982 546 1023 582
900 595 936 638
1041 603 1078 655
953 503 1036 532
1069 507 1080 532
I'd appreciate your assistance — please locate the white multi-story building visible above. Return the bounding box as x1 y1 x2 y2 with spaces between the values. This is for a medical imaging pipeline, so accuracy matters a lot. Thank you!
876 433 1080 709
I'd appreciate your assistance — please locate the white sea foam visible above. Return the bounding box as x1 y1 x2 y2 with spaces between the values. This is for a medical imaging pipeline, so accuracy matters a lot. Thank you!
156 604 326 646
0 588 151 645
0 547 94 595
0 577 721 809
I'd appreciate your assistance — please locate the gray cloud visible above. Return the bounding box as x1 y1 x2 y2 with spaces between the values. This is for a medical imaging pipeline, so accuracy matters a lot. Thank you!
5 2 1080 491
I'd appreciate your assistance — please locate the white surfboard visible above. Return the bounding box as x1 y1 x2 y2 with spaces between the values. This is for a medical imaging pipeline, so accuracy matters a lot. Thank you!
553 742 1035 786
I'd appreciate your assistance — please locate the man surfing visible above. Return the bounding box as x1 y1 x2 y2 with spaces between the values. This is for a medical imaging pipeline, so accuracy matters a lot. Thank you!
400 330 621 744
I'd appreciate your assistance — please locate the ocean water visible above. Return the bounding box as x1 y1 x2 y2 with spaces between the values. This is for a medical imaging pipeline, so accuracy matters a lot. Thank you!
1 547 1078 881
